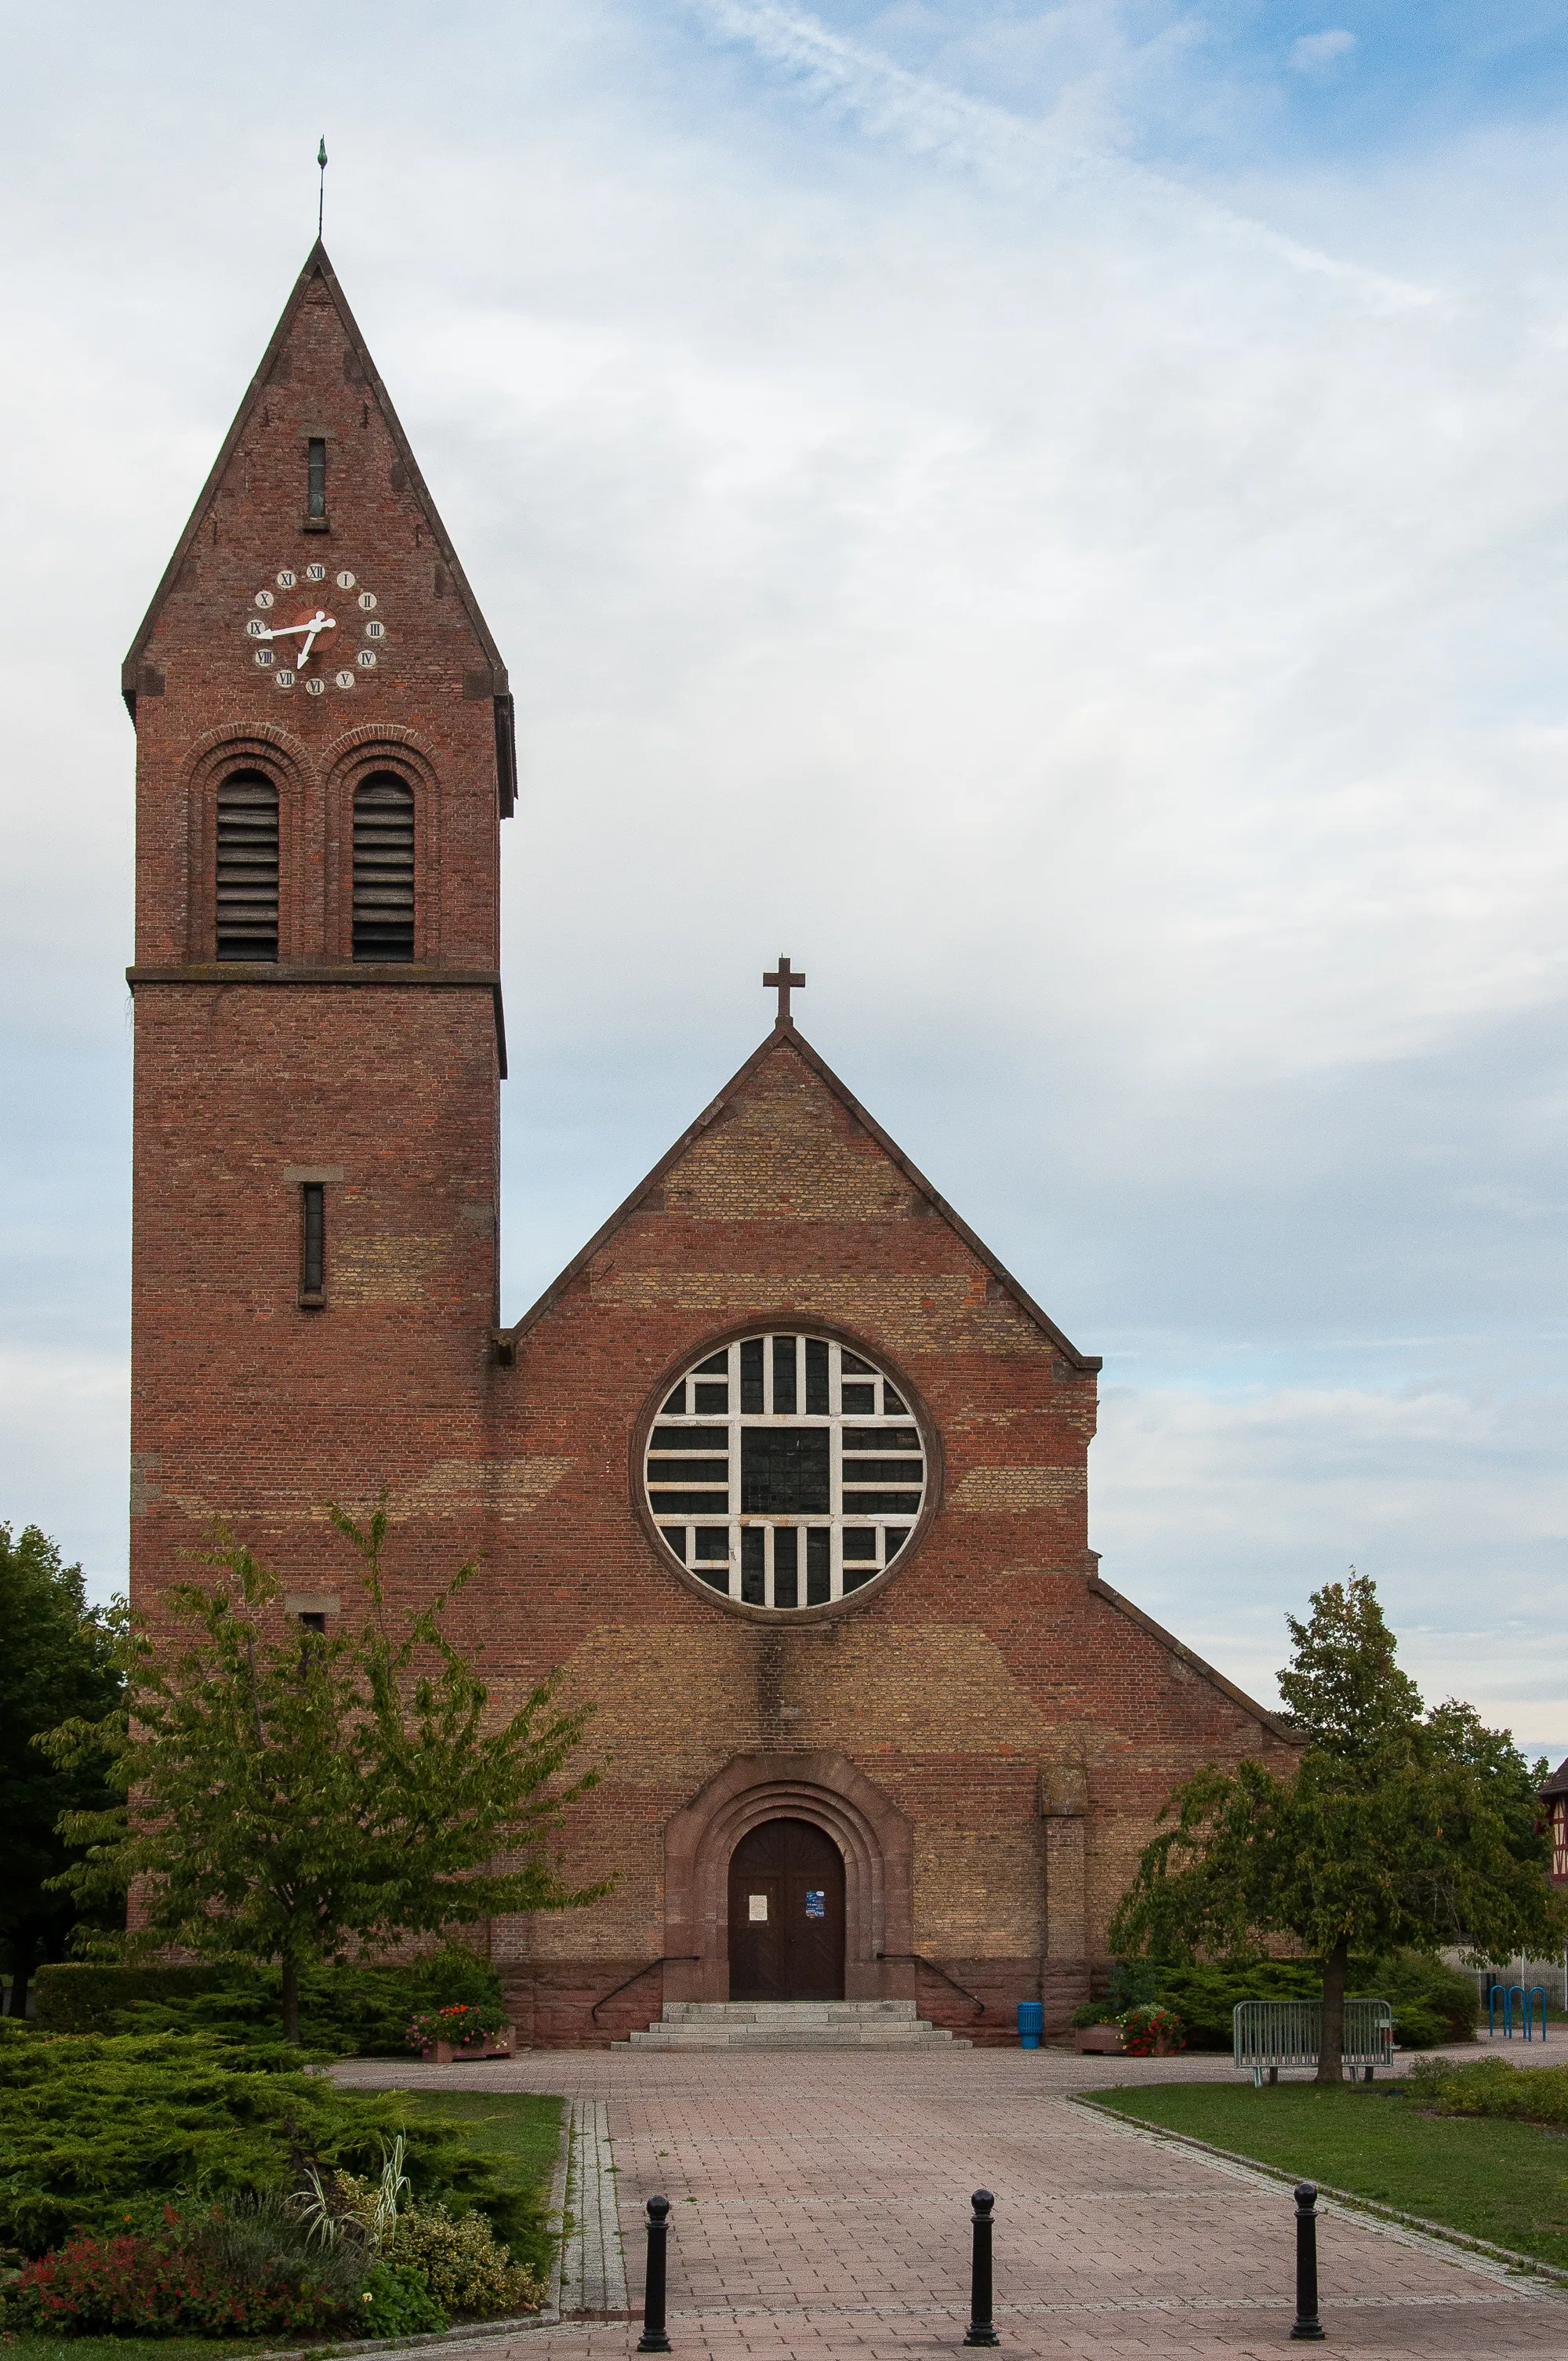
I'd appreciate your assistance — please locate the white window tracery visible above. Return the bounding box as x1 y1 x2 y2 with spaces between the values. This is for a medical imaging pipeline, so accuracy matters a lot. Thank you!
645 1332 928 1611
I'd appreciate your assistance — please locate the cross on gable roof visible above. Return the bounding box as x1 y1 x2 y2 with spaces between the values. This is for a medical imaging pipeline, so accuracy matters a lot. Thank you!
496 1019 1102 1369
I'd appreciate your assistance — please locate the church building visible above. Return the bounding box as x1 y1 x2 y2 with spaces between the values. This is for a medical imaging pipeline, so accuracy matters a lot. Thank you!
124 244 1295 2046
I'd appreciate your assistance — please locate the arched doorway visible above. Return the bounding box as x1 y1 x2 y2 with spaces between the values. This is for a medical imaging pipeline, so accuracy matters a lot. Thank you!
662 1751 913 2005
728 1818 846 2000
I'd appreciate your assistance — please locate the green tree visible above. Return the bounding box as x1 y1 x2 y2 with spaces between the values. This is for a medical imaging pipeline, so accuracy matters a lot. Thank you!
0 1524 122 2018
44 1501 606 2042
1109 1572 1563 2080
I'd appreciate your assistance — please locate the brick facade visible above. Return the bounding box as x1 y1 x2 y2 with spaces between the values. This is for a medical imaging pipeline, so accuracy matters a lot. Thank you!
126 244 1296 2043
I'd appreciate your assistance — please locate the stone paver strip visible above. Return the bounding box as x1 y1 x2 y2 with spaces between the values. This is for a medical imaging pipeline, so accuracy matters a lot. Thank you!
338 2043 1568 2359
563 2097 630 2318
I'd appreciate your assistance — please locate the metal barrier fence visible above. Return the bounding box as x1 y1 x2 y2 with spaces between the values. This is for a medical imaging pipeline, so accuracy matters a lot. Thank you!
1233 1997 1393 2086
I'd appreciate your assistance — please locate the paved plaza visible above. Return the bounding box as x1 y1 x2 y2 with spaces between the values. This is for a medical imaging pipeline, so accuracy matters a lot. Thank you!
335 2041 1568 2360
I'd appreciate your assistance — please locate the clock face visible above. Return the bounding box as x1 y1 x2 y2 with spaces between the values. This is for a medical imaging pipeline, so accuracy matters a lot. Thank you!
244 566 384 692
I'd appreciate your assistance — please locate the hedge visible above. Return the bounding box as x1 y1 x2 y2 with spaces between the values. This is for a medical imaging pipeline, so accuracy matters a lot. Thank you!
32 1948 503 2054
34 1964 233 2033
1073 1950 1479 2050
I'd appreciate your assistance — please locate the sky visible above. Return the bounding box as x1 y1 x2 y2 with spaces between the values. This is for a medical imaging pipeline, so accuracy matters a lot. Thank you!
2 1 1568 1753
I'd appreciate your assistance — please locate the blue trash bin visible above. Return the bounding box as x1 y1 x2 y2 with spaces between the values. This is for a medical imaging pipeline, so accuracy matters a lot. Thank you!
1017 2000 1043 2050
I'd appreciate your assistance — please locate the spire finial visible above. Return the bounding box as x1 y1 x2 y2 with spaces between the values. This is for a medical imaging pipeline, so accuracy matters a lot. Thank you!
317 138 328 240
764 957 805 1025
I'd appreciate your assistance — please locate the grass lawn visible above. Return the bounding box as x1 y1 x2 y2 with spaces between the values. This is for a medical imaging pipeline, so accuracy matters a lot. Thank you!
2 2097 564 2361
397 2089 564 2196
2 2342 264 2361
1086 2080 1568 2272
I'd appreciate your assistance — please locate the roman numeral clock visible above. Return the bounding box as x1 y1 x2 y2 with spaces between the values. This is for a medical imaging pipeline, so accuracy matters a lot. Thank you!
244 563 387 693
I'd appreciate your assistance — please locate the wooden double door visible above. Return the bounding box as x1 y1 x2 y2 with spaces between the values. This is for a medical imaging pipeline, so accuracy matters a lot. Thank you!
727 1818 846 2001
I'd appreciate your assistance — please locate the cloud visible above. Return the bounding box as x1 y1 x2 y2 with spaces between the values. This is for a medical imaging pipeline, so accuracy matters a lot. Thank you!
689 2 1424 303
1094 1380 1568 1753
0 1346 129 1599
1290 30 1358 75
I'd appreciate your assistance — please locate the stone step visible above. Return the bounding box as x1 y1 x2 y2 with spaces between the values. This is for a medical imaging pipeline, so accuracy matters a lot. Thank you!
617 1998 970 2050
622 2025 968 2049
662 1999 920 2023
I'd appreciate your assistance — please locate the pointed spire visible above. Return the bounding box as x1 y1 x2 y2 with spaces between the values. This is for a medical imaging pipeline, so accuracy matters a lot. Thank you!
317 138 327 240
121 239 516 812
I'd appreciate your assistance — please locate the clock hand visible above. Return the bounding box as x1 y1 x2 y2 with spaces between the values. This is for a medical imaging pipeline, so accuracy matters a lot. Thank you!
296 610 336 665
255 619 320 641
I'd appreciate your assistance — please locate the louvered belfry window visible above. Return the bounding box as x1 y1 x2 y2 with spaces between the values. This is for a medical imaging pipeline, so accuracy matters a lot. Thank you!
214 771 279 961
352 775 416 961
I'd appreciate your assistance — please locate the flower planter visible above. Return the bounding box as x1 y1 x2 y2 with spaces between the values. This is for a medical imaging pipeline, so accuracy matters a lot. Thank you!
1073 2025 1180 2058
422 2023 515 2064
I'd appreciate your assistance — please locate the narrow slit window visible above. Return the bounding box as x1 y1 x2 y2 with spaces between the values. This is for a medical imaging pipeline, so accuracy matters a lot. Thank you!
300 1182 325 1303
307 438 327 521
352 774 415 961
215 772 278 961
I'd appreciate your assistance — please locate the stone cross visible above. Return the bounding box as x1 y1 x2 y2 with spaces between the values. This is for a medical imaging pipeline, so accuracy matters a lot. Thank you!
764 957 805 1022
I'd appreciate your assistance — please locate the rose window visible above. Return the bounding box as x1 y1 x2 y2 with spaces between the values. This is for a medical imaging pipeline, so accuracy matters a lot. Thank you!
645 1333 929 1610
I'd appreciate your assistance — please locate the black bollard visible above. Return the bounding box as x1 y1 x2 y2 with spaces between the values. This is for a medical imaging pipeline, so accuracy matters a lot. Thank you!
1290 2182 1325 2342
637 2193 672 2354
963 2188 1000 2348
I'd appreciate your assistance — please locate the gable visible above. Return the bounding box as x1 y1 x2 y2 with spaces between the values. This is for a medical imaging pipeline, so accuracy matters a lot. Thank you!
499 1022 1100 1370
666 1049 919 1224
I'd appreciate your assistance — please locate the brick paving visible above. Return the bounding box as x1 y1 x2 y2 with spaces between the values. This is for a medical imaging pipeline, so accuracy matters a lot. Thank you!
336 2043 1568 2359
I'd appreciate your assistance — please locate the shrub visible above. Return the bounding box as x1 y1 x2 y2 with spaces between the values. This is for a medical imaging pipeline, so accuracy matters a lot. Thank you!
1099 1952 1479 2051
1406 2056 1568 2126
384 2204 546 2316
42 1945 506 2057
32 1963 231 2036
7 2220 347 2337
0 2030 538 2258
359 2261 448 2337
1070 2000 1120 2028
1371 1953 1479 2047
186 2187 368 2313
1106 1959 1163 2013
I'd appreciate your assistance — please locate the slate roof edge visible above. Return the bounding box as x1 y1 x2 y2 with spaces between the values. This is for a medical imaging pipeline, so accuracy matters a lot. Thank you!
1087 1561 1301 1747
496 1017 1102 1369
121 242 517 816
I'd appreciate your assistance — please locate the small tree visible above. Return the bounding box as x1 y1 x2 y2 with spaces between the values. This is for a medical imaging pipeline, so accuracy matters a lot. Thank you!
45 1501 606 2041
1110 1572 1564 2080
0 1524 122 2016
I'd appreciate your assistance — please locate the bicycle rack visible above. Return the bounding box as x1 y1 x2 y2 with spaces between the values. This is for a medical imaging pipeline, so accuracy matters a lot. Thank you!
1488 1982 1549 2039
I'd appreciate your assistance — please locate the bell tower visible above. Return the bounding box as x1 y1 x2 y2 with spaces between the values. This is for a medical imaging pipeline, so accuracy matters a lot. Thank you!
125 242 515 1618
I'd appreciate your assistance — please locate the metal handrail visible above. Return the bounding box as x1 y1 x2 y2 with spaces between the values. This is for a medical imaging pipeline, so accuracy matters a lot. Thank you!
590 1956 699 2025
877 1952 986 2017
